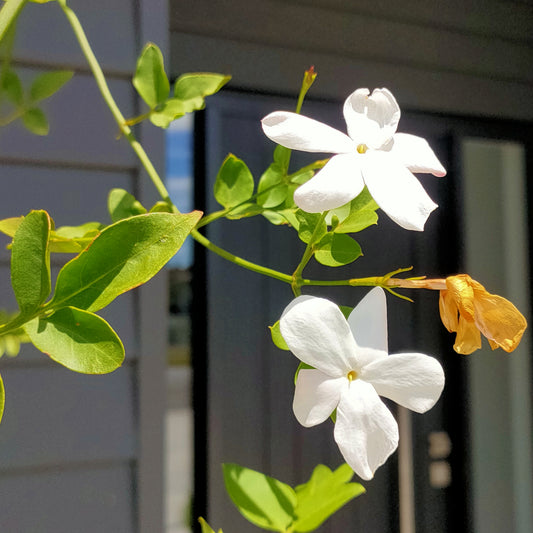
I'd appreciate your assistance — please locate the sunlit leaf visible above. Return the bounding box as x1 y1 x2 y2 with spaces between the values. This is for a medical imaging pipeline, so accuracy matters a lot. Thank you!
25 306 124 374
226 202 263 220
269 320 289 351
174 72 230 102
214 154 254 209
108 188 147 222
29 70 73 102
293 464 365 532
133 42 170 108
11 210 51 314
51 212 202 312
223 463 297 532
257 164 288 208
296 211 327 244
198 517 223 533
314 233 362 267
0 216 23 238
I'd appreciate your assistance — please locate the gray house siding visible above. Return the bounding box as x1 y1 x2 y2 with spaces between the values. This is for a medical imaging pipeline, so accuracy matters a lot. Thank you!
0 1 169 531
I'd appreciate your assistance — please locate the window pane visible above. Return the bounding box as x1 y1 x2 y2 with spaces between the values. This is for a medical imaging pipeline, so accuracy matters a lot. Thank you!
165 114 194 533
462 139 533 533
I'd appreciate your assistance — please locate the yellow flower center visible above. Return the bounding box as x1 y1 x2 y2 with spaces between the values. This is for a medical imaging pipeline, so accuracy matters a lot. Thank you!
356 144 368 154
347 370 358 382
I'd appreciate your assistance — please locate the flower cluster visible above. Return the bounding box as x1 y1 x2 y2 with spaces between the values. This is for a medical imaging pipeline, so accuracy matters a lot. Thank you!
262 88 446 231
280 288 444 479
265 85 526 480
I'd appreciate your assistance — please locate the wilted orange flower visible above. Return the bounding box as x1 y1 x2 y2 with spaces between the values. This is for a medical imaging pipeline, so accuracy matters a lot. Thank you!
439 274 527 355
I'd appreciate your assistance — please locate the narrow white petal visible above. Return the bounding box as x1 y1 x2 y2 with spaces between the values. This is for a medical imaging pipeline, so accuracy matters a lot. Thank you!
280 295 358 376
261 111 355 154
348 287 389 363
334 380 399 480
362 151 438 231
391 133 446 177
294 154 365 213
343 88 400 149
361 353 445 413
293 369 345 427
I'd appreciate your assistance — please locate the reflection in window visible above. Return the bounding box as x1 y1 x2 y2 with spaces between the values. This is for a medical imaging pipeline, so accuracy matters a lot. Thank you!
165 114 194 533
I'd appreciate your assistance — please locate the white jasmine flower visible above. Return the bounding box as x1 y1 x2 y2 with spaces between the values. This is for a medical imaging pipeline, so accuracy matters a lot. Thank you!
261 88 446 231
280 287 445 480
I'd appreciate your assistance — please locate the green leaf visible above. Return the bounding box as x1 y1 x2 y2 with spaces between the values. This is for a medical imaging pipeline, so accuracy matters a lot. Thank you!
226 202 263 220
133 42 170 108
54 222 102 239
223 463 297 532
29 70 73 102
331 189 379 233
49 222 103 253
269 320 289 351
149 200 173 213
11 210 51 314
334 209 378 234
0 372 4 424
0 216 23 237
257 164 288 208
1 68 23 105
51 212 202 312
293 464 365 532
296 211 327 244
273 145 291 170
262 208 299 227
314 234 362 267
214 154 254 208
149 98 187 128
198 517 223 533
174 72 230 102
22 107 49 135
108 188 147 222
24 306 124 374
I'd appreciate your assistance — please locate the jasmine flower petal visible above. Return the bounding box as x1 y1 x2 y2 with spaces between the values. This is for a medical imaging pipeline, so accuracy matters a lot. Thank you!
361 353 445 413
362 150 438 231
334 380 399 480
261 111 355 154
347 287 389 366
280 295 358 376
293 154 365 213
293 369 346 427
391 133 447 176
343 88 400 149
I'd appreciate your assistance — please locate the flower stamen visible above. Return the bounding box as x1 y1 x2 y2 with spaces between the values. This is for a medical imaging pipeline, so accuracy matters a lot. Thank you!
347 370 358 382
356 144 368 154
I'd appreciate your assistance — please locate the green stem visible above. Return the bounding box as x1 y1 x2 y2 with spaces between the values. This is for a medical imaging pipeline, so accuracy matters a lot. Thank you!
191 229 293 284
291 212 327 296
56 0 177 211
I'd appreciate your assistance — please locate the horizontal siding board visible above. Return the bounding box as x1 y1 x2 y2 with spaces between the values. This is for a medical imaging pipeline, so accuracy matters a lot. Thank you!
0 365 136 470
170 0 533 84
293 0 533 44
13 0 137 74
0 463 134 533
0 72 137 167
171 33 533 120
